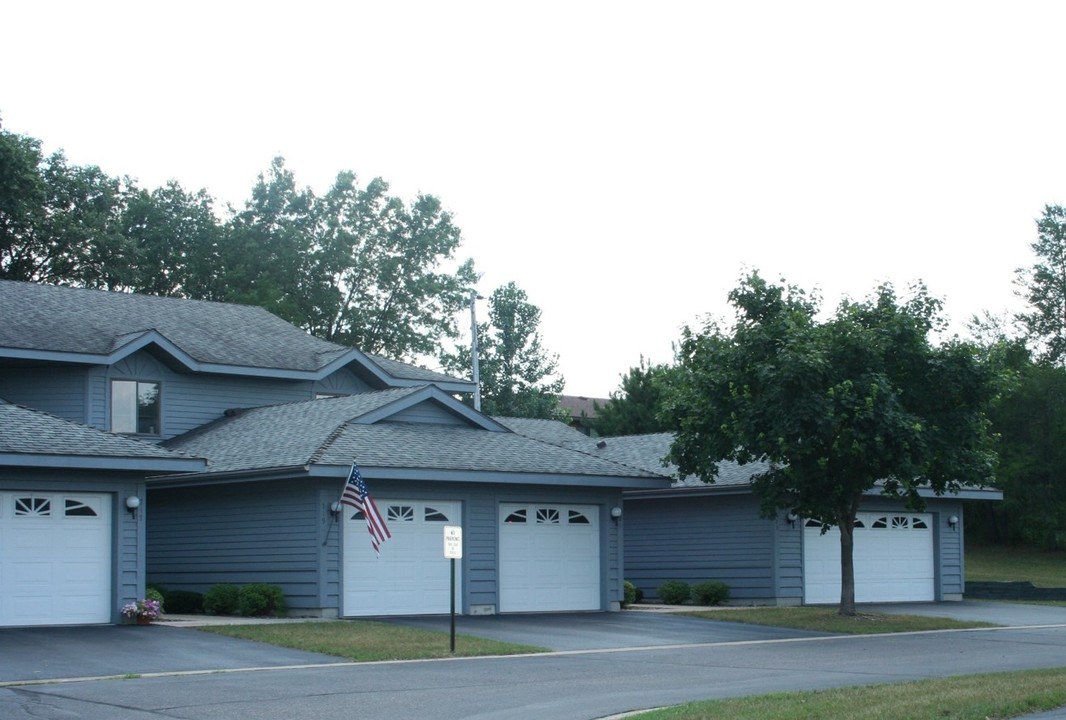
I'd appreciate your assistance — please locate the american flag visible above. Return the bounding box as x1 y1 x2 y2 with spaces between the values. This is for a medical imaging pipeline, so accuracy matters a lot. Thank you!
340 462 391 554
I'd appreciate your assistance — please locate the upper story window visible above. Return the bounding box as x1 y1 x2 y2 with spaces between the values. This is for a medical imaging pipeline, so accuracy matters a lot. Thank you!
111 380 160 435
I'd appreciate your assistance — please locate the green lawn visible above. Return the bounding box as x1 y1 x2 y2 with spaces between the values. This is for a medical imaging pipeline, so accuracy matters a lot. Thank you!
966 544 1066 587
199 619 547 661
632 668 1066 720
680 606 993 633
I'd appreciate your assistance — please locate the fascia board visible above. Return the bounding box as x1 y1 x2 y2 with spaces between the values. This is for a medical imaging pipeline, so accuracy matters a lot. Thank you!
0 453 206 473
305 464 672 488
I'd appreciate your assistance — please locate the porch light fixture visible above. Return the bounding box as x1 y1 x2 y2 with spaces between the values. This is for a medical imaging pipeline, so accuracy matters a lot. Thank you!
125 495 141 518
948 514 959 531
330 501 343 519
610 506 623 521
786 511 799 528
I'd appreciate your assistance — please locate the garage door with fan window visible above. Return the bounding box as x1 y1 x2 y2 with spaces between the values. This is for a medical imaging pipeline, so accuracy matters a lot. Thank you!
803 512 935 604
0 492 112 626
499 503 601 612
342 500 461 616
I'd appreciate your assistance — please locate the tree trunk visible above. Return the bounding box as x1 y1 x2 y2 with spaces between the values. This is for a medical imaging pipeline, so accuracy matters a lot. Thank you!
838 515 857 616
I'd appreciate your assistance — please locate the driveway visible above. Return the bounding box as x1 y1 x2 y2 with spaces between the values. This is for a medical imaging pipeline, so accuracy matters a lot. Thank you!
2 602 1064 684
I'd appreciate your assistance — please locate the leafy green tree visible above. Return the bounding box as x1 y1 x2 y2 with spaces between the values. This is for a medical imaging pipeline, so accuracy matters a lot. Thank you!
0 128 131 288
311 171 478 358
1016 204 1066 367
593 356 675 436
441 282 565 419
0 127 47 280
665 273 998 615
121 181 223 298
991 361 1066 549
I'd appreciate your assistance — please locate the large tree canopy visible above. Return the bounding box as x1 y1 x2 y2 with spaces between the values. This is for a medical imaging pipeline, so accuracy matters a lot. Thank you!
665 273 998 615
441 282 565 419
0 124 478 362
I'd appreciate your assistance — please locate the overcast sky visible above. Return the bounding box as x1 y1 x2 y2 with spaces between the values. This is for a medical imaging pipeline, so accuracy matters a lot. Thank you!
3 1 1062 397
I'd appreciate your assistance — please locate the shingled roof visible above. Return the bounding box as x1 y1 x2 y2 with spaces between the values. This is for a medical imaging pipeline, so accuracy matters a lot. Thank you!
0 280 469 387
0 401 204 472
160 389 667 485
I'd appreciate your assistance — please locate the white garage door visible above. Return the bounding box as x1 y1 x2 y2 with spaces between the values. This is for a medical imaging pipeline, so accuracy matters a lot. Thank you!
499 503 601 612
0 492 112 626
343 500 461 616
804 512 935 604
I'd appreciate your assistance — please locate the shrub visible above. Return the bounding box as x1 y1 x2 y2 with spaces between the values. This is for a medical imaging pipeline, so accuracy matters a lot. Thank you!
657 580 691 605
145 586 166 612
164 590 205 614
203 584 240 615
623 580 638 607
238 583 287 617
692 580 731 606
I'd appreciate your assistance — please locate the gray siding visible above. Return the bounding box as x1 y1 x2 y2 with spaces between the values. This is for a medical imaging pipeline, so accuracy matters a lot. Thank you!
0 469 146 624
149 477 625 616
147 481 322 609
94 350 315 439
0 366 88 423
624 494 778 602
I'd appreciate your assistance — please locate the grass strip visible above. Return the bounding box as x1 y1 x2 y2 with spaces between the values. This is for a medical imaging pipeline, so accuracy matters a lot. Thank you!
633 667 1066 719
677 606 996 633
198 620 547 661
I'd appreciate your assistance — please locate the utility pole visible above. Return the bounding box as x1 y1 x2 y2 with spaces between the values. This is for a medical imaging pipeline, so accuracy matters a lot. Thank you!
470 290 483 411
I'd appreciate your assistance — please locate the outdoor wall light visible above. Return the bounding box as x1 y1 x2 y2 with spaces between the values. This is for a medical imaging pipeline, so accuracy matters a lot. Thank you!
330 501 343 519
125 495 141 518
610 506 623 521
786 511 799 528
948 514 959 531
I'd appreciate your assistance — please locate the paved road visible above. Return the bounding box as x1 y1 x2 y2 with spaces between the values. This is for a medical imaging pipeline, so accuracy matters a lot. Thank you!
2 605 1065 720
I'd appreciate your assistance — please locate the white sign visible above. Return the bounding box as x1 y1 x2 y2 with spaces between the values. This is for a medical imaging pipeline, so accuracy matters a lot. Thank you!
443 525 463 559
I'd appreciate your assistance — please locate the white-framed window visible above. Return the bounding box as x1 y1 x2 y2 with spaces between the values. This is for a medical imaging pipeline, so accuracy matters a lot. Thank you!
111 379 161 435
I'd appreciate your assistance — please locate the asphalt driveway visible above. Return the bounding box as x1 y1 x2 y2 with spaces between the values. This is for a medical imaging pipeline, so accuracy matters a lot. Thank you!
0 610 824 684
3 602 1065 685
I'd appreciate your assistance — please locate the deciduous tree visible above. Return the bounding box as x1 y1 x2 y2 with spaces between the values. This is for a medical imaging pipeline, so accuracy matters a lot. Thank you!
665 273 997 615
441 282 565 419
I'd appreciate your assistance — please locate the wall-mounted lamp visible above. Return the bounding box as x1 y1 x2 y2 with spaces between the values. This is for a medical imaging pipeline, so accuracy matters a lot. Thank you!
330 501 343 520
610 506 623 522
125 495 141 519
948 514 959 531
786 511 798 528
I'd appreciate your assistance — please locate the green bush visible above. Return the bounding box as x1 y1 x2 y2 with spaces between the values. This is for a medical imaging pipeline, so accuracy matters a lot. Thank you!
203 584 240 615
692 580 731 606
145 586 166 612
238 583 287 617
164 590 205 614
657 580 691 605
623 580 638 607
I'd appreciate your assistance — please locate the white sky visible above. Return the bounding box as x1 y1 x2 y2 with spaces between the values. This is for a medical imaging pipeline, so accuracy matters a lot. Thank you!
2 1 1061 397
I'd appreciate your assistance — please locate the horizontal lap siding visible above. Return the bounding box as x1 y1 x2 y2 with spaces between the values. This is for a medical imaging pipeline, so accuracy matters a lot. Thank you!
162 374 313 439
147 481 321 609
0 367 87 424
624 495 778 602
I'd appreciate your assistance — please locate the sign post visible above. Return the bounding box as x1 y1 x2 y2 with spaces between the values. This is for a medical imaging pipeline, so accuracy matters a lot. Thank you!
443 525 462 652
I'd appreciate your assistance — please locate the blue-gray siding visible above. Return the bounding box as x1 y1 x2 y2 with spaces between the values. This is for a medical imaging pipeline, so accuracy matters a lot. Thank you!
148 477 626 615
625 492 967 604
623 494 780 602
0 367 88 423
49 351 376 440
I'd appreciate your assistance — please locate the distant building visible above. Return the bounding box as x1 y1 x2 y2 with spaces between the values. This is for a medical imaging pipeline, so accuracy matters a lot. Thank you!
557 394 608 435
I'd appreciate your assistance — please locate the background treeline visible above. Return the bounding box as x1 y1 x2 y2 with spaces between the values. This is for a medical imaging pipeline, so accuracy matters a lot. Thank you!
0 123 564 418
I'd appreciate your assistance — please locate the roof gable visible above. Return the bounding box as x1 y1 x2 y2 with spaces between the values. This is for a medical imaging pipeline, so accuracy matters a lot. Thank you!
0 280 473 389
